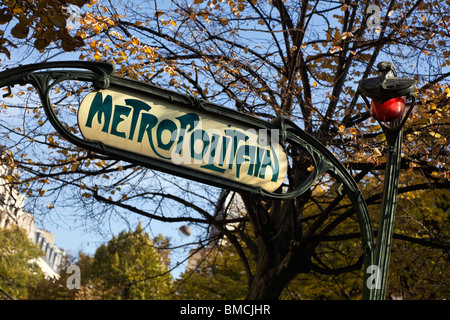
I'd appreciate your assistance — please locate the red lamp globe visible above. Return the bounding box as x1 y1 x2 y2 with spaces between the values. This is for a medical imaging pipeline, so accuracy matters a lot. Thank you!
370 96 406 122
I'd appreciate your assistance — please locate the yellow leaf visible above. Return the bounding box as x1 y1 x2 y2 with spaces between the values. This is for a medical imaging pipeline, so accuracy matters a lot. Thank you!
93 25 102 34
429 131 441 138
329 46 342 54
350 127 357 135
219 18 228 26
13 7 25 14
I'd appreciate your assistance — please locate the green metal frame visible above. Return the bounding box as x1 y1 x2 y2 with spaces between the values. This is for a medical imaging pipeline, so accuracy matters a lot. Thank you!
0 60 416 300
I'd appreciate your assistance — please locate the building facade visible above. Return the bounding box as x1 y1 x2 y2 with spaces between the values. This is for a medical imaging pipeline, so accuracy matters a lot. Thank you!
1 149 65 279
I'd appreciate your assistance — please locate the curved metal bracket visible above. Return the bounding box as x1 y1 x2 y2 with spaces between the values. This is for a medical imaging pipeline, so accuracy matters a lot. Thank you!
0 61 376 299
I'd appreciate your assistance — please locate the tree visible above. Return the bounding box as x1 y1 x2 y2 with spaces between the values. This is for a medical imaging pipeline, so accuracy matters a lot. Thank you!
386 187 449 299
174 239 250 300
88 223 173 299
173 186 448 300
281 182 449 300
0 227 45 300
0 0 448 299
0 0 87 58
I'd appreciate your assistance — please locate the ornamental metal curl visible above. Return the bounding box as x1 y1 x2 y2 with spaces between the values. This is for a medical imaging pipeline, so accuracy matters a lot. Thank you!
0 61 377 299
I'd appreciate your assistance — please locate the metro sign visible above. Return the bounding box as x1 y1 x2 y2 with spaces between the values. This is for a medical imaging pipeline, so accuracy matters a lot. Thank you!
78 88 288 192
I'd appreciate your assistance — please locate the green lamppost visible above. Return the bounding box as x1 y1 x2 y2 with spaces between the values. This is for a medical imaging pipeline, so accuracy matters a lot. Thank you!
357 61 417 300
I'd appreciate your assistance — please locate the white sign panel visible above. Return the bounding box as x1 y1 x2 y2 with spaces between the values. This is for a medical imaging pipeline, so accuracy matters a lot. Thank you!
78 89 288 192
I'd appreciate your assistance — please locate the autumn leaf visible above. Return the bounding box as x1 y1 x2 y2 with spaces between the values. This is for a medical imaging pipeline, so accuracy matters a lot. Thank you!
11 22 29 39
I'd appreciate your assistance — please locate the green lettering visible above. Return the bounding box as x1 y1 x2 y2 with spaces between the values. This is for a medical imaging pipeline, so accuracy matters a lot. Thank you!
174 113 200 154
201 133 226 173
137 113 158 143
124 99 151 141
157 119 177 151
235 145 257 179
190 129 210 161
110 105 131 138
259 145 280 182
252 146 265 177
225 129 249 169
218 136 229 166
85 92 112 132
136 113 170 160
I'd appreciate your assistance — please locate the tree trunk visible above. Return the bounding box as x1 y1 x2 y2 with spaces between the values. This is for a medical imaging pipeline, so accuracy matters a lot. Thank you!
246 269 288 300
246 247 310 300
242 163 313 300
245 227 311 300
